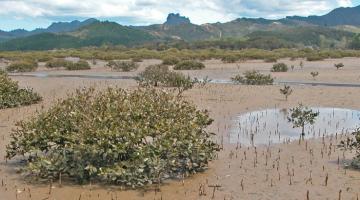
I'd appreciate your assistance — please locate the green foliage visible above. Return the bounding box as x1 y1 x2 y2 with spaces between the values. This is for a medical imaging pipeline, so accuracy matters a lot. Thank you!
6 87 218 187
279 85 293 101
221 55 238 63
106 61 139 72
131 57 143 63
65 60 91 70
6 60 38 72
288 104 319 137
162 56 180 65
264 57 278 63
137 64 170 87
174 60 205 70
334 63 344 70
137 64 197 95
231 70 274 85
271 63 288 72
45 59 73 68
0 70 42 109
307 55 325 61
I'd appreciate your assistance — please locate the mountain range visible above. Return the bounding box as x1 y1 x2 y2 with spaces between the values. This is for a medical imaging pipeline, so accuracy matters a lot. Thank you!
1 5 360 50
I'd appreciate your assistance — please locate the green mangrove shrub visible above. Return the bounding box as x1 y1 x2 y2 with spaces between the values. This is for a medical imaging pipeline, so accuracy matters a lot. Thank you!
162 56 180 65
6 88 218 187
174 60 205 70
221 55 238 63
6 60 38 72
271 63 288 72
45 59 73 69
137 64 197 95
264 57 278 63
107 61 139 72
0 70 42 109
65 60 91 70
231 70 274 85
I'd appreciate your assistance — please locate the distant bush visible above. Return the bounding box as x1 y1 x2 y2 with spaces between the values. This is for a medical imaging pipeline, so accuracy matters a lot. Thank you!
162 56 180 65
6 88 218 187
131 57 143 63
137 64 198 95
264 57 278 63
0 70 42 109
306 55 325 61
65 60 91 70
271 63 288 72
137 64 169 87
174 60 205 70
232 70 274 85
6 60 38 72
221 55 238 63
45 59 73 68
107 61 139 72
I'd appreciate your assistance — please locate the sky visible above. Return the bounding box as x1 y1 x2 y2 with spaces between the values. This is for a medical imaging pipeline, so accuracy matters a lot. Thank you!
0 0 359 31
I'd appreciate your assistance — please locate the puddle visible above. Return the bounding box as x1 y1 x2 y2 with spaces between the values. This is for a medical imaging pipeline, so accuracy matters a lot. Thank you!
199 78 360 88
229 108 360 146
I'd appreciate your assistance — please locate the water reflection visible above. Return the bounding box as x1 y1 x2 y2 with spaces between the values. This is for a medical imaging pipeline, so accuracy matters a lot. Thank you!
230 108 360 146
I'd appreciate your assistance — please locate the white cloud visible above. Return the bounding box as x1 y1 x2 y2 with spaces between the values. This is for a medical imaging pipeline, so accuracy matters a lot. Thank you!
0 0 355 25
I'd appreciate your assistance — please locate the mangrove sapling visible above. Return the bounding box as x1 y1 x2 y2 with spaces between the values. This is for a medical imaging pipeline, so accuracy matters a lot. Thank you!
300 61 304 69
310 71 319 80
279 85 293 101
334 63 344 70
288 104 319 139
6 87 218 187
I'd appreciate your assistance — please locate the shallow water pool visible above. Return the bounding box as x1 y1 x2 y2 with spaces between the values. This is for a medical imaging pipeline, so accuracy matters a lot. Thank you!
229 107 360 146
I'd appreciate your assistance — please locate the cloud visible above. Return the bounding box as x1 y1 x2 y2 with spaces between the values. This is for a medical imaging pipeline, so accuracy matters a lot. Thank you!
0 0 355 28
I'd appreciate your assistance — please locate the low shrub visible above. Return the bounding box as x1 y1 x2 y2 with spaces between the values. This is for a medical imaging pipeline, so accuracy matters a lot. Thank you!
137 64 197 95
65 60 91 70
306 55 325 61
6 60 38 72
131 57 143 63
6 87 218 187
264 57 278 63
0 70 42 109
231 70 274 85
45 59 73 68
137 64 169 87
106 61 139 72
221 55 238 63
271 63 288 72
174 60 205 70
162 56 180 65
